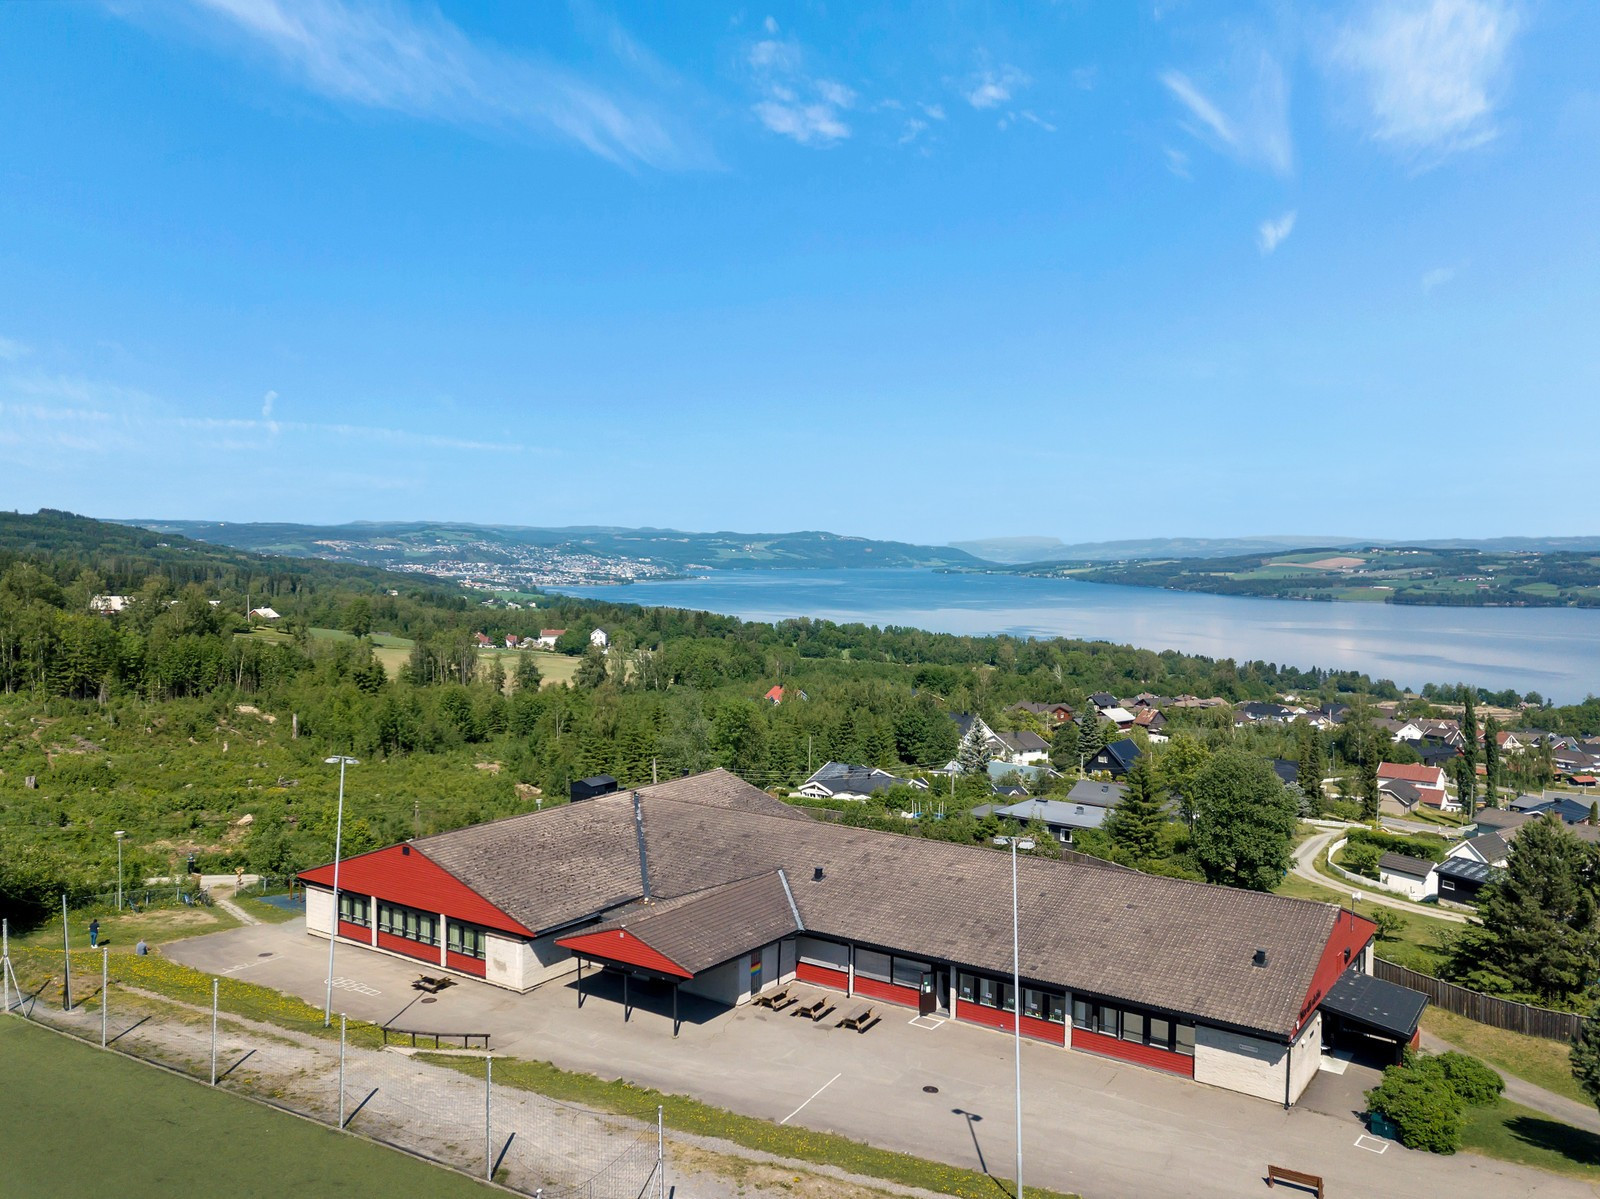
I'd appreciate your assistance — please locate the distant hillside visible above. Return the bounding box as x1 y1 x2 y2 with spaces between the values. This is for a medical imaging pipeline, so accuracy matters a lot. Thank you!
124 519 992 578
952 533 1600 565
1006 545 1600 607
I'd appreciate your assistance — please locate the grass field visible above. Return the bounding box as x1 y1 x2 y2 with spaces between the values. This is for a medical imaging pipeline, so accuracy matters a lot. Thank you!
0 1019 496 1198
1423 1008 1590 1106
1461 1097 1600 1180
301 627 578 689
1273 868 1455 974
12 900 241 951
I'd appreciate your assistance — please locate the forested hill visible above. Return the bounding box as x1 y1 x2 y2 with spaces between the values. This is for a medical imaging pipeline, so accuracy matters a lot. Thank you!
125 518 991 573
1005 545 1600 607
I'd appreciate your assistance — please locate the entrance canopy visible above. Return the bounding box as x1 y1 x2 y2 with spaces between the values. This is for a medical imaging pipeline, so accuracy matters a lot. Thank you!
557 869 800 978
1320 970 1428 1041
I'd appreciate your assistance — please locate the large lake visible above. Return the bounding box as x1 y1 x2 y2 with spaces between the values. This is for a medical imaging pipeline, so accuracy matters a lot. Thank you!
549 569 1600 702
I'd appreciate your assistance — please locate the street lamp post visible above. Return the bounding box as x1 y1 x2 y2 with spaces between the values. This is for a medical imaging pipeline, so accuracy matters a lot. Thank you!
114 830 126 911
323 755 359 1027
1009 835 1034 1199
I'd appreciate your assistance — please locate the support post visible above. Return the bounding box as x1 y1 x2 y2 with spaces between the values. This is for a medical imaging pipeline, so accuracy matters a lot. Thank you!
211 978 219 1085
3 917 11 1014
339 1014 347 1128
485 1056 493 1181
101 949 108 1048
624 971 630 1023
657 1104 665 1199
1012 839 1024 1199
673 983 679 1038
61 894 72 1012
577 957 583 1007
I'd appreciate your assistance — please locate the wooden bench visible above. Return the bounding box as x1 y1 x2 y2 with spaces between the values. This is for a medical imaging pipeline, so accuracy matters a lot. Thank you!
1266 1165 1323 1197
836 1006 880 1033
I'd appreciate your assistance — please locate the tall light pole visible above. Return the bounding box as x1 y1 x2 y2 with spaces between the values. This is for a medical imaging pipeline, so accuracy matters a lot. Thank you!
114 830 126 911
323 755 359 1027
1009 834 1034 1199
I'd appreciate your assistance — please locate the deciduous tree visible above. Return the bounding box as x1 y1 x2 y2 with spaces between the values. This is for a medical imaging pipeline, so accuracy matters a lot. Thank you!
1189 749 1298 891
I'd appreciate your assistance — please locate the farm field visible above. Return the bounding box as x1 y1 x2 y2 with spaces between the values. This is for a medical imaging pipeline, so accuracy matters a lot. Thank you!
0 1018 497 1198
281 628 578 688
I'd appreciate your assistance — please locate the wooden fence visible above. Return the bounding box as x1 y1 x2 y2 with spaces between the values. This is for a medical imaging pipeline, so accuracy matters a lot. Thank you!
1374 957 1587 1042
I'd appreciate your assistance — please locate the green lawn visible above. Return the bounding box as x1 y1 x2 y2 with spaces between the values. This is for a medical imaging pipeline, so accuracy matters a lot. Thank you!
1273 866 1454 975
425 1053 1078 1199
1423 1008 1589 1106
0 1019 496 1198
1461 1098 1600 1181
231 890 304 924
12 900 241 951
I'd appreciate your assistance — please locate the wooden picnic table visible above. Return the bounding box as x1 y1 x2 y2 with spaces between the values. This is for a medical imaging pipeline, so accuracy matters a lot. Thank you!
837 1006 880 1032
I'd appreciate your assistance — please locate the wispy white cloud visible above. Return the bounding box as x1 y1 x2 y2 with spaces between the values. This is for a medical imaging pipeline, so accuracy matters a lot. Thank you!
898 117 928 145
1164 146 1191 179
153 0 703 169
965 64 1029 110
1329 0 1519 160
1019 111 1057 133
746 19 854 146
1257 210 1297 254
1161 50 1293 176
0 336 30 362
920 102 946 121
1422 264 1460 292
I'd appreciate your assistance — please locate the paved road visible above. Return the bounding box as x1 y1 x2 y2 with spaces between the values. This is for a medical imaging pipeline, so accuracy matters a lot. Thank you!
169 922 1594 1199
1292 829 1470 923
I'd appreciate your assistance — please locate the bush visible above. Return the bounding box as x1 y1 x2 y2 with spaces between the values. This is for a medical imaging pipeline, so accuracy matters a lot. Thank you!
1365 1051 1503 1153
1366 1059 1464 1153
1371 908 1408 942
1341 842 1382 879
1347 827 1449 861
1434 1051 1504 1105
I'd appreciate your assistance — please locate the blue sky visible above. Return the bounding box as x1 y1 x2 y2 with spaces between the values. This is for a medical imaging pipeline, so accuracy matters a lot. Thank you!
1 0 1595 545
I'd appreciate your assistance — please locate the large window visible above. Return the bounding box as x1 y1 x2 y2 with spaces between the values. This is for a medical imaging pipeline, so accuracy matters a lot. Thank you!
796 937 849 970
448 921 486 960
377 901 439 946
855 948 929 989
959 971 1061 1021
1072 997 1194 1056
338 893 370 928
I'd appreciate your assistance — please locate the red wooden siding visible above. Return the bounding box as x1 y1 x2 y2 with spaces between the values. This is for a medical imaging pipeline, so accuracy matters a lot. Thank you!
301 845 533 938
377 930 440 963
1072 1028 1194 1077
1298 908 1376 1033
337 920 370 942
796 962 847 991
955 1000 1067 1045
852 976 919 1008
446 950 487 978
557 928 692 978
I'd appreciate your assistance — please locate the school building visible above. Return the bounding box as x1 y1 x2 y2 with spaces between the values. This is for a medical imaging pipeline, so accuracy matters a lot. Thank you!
299 769 1409 1106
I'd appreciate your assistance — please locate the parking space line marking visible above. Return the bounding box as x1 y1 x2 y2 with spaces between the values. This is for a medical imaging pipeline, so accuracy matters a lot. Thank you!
1354 1135 1388 1154
780 1072 842 1125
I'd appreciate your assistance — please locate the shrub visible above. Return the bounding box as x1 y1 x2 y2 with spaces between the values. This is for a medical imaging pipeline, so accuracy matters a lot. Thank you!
1434 1051 1504 1105
1366 1059 1464 1153
1341 842 1382 879
1371 908 1408 942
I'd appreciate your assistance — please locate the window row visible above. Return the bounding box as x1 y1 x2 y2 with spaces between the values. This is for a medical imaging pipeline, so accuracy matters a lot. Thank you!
854 949 932 990
1072 998 1194 1056
957 972 1066 1024
338 893 370 927
377 901 439 947
448 921 487 960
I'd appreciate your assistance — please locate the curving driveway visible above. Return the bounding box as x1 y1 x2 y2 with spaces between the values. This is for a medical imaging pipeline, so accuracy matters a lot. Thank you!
1291 828 1470 924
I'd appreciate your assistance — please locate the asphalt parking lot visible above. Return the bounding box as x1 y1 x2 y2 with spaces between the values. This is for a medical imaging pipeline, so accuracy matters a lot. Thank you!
168 921 1594 1199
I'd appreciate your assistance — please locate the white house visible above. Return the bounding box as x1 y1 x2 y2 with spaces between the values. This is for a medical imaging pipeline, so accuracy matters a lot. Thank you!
249 607 281 621
534 628 565 649
590 628 610 649
90 594 133 614
1377 853 1437 901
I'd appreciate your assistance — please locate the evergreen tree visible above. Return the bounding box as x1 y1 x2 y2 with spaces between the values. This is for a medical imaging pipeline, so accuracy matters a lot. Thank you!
1048 720 1080 772
1570 1000 1600 1112
1104 755 1167 863
1296 724 1324 807
573 646 608 688
513 653 543 693
1189 750 1298 891
1482 714 1501 803
957 723 995 775
1448 815 1600 1005
1461 689 1480 774
1077 710 1105 762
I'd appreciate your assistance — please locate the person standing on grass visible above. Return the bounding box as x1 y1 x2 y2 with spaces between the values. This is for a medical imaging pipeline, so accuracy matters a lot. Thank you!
88 918 100 948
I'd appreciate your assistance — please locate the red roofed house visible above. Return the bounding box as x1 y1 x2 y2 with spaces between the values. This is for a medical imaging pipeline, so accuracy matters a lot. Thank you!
298 768 1411 1105
1378 762 1458 812
534 629 566 649
473 632 493 648
764 685 785 704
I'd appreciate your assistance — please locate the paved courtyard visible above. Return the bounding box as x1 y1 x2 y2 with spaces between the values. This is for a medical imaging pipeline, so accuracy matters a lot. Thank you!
169 921 1597 1199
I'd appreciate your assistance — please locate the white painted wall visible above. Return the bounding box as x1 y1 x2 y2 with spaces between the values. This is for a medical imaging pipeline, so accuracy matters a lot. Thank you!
482 931 575 991
1193 1025 1291 1104
1288 1014 1322 1104
1377 867 1436 901
305 885 334 936
683 956 749 1006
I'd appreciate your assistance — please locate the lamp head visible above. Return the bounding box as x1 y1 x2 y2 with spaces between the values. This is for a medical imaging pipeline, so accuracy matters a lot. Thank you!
114 830 126 840
324 756 360 766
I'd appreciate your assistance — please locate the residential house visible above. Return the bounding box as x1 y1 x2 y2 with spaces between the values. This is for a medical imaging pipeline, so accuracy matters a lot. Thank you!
1235 702 1291 726
1434 857 1496 904
1380 781 1423 815
992 798 1109 844
764 685 786 704
534 629 566 649
248 606 281 621
1416 719 1464 747
1448 833 1510 868
1416 743 1461 770
1067 780 1128 808
89 594 133 614
590 628 609 649
1377 854 1437 902
1008 701 1075 726
1087 738 1143 778
993 729 1050 766
1132 709 1168 744
1493 730 1526 754
1378 762 1454 812
504 634 521 649
473 632 493 648
985 760 1056 791
1099 707 1137 732
797 762 928 801
1271 759 1301 787
1086 692 1119 711
1389 720 1426 743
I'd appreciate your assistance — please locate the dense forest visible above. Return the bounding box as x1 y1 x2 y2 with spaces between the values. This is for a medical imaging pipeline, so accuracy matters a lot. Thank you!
3 510 1598 934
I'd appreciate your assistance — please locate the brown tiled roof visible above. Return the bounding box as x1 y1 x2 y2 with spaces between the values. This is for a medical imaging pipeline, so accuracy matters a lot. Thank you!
407 769 1351 1039
569 871 801 975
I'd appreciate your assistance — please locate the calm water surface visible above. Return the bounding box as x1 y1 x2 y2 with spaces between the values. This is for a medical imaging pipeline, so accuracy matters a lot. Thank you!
549 569 1600 702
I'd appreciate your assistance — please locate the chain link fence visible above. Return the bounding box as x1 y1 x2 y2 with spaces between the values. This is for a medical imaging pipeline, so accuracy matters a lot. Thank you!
3 932 662 1199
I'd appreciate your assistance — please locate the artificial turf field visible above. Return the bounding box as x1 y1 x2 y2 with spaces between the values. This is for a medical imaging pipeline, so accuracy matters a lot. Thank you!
0 1018 496 1198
